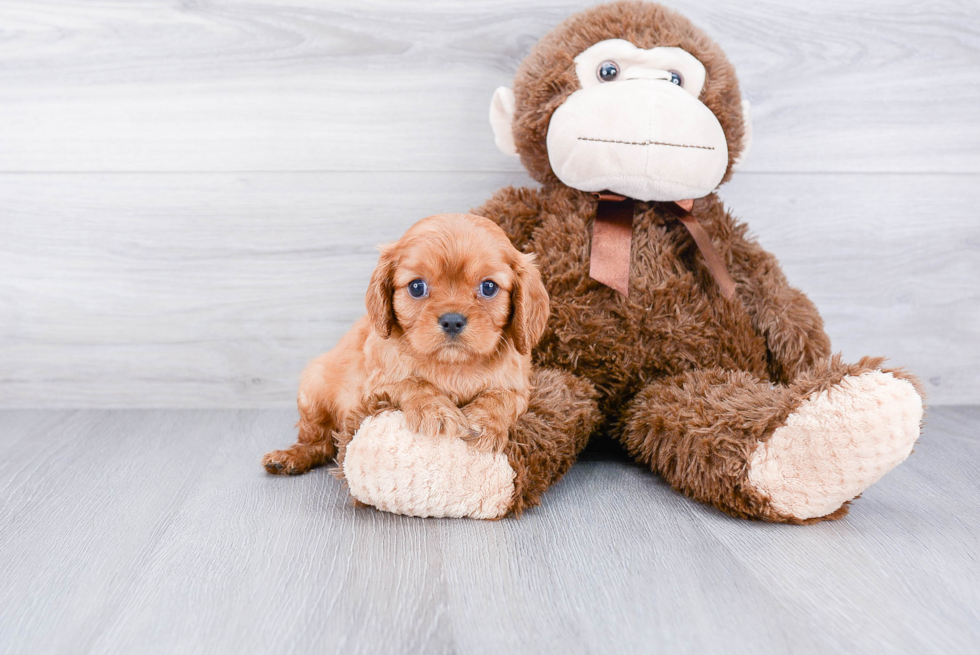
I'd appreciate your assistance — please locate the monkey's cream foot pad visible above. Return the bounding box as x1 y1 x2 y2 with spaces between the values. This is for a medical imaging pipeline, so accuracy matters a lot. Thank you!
342 411 516 519
748 371 923 520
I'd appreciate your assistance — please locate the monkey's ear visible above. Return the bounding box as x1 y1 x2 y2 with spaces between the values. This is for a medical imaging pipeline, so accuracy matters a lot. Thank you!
508 252 550 356
732 98 753 171
489 86 519 157
365 245 398 338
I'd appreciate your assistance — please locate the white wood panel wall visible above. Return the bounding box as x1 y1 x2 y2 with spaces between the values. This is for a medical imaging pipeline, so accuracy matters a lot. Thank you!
0 0 977 407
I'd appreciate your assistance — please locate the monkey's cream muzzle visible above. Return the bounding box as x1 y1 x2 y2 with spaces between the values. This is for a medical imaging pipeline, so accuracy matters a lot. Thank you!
545 78 729 202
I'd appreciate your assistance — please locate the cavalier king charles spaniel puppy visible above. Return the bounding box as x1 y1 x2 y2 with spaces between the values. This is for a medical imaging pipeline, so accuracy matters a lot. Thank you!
263 213 549 475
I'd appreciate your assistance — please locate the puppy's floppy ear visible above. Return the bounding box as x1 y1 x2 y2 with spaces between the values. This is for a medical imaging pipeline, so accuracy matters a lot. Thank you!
365 244 398 338
508 252 550 356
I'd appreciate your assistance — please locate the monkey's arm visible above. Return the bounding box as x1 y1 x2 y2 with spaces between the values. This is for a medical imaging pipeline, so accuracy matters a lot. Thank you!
333 367 600 519
725 216 832 384
471 186 543 250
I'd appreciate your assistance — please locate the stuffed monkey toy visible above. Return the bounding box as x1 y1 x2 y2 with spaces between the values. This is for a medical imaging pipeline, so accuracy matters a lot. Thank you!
329 0 924 523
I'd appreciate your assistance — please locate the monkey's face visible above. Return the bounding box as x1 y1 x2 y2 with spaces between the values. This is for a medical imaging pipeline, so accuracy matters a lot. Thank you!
488 3 752 202
544 39 729 202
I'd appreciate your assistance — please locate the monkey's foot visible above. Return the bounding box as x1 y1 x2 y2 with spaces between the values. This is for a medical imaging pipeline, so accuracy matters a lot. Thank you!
747 370 923 520
342 411 516 519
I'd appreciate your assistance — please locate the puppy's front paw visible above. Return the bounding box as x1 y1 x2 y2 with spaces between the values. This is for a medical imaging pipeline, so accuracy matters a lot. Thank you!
461 406 509 453
403 397 470 439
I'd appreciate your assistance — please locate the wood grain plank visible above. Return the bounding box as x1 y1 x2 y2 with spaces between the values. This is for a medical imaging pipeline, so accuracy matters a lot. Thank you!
0 410 246 654
1 408 978 653
695 409 980 654
0 0 976 173
437 463 839 654
0 171 975 407
84 411 456 655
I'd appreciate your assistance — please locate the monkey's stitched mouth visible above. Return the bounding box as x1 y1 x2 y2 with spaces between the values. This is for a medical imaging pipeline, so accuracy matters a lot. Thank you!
578 137 715 151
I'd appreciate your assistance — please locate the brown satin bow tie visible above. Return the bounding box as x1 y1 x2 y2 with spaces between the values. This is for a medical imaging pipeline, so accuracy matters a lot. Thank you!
589 193 737 300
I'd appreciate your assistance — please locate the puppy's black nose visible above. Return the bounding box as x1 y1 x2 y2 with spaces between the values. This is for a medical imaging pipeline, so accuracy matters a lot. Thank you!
438 313 467 336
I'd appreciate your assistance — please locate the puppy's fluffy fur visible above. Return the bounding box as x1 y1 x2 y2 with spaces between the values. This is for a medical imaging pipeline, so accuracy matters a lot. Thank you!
263 213 549 475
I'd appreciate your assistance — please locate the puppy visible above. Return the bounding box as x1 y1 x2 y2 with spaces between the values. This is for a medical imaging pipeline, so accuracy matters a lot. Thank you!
263 213 550 475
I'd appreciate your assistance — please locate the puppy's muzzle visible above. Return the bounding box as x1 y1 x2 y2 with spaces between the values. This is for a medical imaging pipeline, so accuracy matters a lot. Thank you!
438 313 467 337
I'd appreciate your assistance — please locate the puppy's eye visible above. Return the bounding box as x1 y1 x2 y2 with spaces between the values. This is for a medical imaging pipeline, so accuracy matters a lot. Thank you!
597 60 619 82
668 70 683 86
407 279 428 298
479 280 499 298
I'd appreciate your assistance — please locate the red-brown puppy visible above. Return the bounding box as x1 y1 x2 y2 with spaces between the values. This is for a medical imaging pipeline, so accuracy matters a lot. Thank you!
263 213 549 475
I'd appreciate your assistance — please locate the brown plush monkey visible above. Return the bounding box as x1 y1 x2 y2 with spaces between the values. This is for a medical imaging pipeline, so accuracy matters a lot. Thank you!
332 1 925 523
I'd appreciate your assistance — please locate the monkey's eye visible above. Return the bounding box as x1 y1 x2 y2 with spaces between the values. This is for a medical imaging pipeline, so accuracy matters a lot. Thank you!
668 70 683 86
597 60 619 82
407 279 428 298
479 280 499 298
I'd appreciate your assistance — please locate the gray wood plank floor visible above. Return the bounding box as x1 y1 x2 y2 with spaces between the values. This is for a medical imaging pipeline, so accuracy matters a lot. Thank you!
1 407 978 654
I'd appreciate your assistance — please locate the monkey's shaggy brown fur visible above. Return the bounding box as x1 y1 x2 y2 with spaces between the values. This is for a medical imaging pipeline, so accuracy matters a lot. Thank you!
458 1 921 521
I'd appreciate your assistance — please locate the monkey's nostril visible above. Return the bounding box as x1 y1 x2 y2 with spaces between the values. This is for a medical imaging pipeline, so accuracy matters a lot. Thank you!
438 313 467 336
